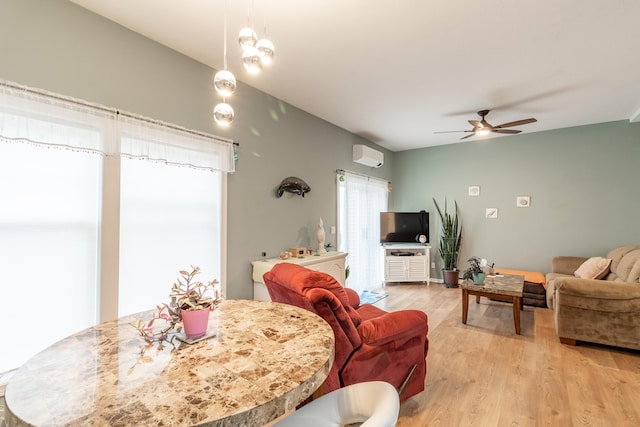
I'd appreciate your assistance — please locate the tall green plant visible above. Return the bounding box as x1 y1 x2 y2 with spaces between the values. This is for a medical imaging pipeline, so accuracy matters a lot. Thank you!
433 198 462 271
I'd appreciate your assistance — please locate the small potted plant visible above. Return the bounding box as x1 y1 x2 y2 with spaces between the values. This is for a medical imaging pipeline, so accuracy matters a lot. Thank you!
132 266 223 342
462 256 486 284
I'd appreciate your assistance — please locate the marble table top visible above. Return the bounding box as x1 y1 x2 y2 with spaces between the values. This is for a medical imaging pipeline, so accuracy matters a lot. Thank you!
4 299 334 427
461 274 525 297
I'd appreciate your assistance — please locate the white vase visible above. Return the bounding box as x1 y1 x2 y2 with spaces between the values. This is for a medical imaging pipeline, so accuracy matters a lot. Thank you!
317 217 327 254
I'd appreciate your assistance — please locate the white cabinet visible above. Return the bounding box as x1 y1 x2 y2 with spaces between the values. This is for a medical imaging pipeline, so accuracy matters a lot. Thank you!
384 244 430 283
251 252 348 301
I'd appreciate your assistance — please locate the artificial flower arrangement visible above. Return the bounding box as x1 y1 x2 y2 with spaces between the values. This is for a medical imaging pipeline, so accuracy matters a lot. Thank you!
131 266 223 342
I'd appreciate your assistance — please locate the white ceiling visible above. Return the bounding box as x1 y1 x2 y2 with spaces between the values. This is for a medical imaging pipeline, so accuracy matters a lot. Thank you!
69 0 640 152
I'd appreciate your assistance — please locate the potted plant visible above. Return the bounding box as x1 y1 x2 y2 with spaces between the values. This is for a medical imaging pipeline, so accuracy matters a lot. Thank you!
132 266 223 342
433 198 462 288
462 256 486 284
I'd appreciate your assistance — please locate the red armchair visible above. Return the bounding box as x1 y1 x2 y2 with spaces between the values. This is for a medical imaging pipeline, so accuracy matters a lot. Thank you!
263 263 429 402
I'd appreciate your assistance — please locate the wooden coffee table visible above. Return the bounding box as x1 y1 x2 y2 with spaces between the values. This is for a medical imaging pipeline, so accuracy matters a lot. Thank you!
461 274 525 334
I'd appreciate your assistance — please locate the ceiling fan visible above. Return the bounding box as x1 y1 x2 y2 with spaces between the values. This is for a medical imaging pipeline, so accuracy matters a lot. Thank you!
436 110 537 140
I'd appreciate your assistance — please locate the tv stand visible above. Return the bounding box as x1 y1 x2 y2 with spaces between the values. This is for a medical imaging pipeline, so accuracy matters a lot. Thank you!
383 244 430 283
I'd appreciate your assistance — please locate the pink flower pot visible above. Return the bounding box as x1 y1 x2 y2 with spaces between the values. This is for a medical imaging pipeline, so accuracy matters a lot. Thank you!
181 307 211 339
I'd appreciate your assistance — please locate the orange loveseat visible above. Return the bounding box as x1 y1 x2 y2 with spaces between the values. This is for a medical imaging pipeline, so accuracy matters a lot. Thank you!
263 263 429 402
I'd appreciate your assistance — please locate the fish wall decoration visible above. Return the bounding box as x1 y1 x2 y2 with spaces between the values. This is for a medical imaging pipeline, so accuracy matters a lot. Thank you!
276 177 311 198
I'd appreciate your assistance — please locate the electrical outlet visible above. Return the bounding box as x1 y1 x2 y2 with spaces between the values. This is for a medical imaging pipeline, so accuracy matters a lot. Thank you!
431 262 436 269
330 226 336 235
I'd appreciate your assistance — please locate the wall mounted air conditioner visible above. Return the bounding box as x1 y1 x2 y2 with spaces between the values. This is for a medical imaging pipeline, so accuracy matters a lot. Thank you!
353 144 384 168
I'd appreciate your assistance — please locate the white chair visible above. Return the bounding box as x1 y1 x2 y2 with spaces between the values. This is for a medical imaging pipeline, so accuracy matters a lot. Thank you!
274 381 400 427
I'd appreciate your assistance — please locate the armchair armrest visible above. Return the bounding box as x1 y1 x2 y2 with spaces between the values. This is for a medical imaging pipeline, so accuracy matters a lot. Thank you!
551 256 588 275
357 310 428 346
344 287 361 308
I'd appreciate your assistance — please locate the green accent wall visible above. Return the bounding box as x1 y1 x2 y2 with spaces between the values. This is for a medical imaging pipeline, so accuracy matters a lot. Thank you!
0 0 393 299
392 121 640 276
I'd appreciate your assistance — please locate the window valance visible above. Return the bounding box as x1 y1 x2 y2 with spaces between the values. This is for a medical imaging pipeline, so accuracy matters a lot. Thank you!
0 80 235 173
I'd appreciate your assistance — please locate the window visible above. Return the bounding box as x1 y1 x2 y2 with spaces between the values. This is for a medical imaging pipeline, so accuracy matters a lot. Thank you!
118 159 221 316
0 81 233 373
337 171 388 293
0 143 101 372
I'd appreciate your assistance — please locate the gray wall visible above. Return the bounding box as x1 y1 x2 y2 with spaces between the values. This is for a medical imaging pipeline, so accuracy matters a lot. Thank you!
0 0 393 299
391 120 640 276
3 0 638 296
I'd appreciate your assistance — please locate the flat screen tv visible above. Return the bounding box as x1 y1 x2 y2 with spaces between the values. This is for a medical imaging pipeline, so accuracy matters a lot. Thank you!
380 211 429 244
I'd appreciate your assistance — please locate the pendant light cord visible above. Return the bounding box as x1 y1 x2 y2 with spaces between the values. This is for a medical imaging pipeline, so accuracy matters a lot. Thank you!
263 0 267 37
223 0 228 70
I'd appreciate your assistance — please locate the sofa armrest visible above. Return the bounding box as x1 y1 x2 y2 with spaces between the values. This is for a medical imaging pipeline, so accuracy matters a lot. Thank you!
555 276 640 300
357 310 428 346
551 256 588 275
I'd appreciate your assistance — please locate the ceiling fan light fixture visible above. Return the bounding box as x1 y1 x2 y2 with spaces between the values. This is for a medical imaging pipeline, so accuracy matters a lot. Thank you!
475 129 491 136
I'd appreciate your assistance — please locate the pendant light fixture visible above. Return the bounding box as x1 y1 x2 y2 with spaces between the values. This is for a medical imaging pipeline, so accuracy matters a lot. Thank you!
256 0 275 66
242 45 263 74
238 0 275 73
238 27 257 50
213 102 234 127
256 38 275 65
214 0 235 126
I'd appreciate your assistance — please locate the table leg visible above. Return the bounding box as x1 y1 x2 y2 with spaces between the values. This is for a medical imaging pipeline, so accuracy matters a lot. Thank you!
475 295 480 304
513 296 522 334
462 289 469 324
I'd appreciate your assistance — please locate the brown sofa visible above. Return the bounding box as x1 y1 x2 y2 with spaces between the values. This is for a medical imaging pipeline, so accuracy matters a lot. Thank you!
546 246 640 350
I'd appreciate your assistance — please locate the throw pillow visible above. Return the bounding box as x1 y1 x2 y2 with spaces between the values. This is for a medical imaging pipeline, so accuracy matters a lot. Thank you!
574 257 612 280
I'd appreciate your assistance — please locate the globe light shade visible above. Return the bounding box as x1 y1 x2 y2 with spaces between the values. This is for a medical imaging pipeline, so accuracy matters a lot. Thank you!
256 38 275 65
238 27 257 49
213 70 236 97
242 46 263 74
213 102 234 126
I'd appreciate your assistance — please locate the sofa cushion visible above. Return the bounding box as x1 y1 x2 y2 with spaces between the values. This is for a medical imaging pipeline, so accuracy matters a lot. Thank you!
574 257 612 280
606 246 640 282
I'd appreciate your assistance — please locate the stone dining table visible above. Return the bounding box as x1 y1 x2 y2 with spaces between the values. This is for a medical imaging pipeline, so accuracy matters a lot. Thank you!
4 299 334 427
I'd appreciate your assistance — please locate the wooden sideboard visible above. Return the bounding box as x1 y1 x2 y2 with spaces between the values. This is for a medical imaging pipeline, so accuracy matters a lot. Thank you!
252 251 347 300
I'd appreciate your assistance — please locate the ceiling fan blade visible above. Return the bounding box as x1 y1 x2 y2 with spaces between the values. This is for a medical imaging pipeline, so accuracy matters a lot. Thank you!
493 129 521 134
468 120 482 127
460 133 475 140
493 118 537 129
434 130 468 134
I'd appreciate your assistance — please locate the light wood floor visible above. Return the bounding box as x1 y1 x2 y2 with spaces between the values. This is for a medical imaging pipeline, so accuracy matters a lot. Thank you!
376 282 640 427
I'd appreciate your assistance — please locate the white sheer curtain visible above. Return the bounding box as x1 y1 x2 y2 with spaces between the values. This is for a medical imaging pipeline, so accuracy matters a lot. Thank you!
337 171 388 293
118 113 234 172
0 80 235 172
0 80 233 373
